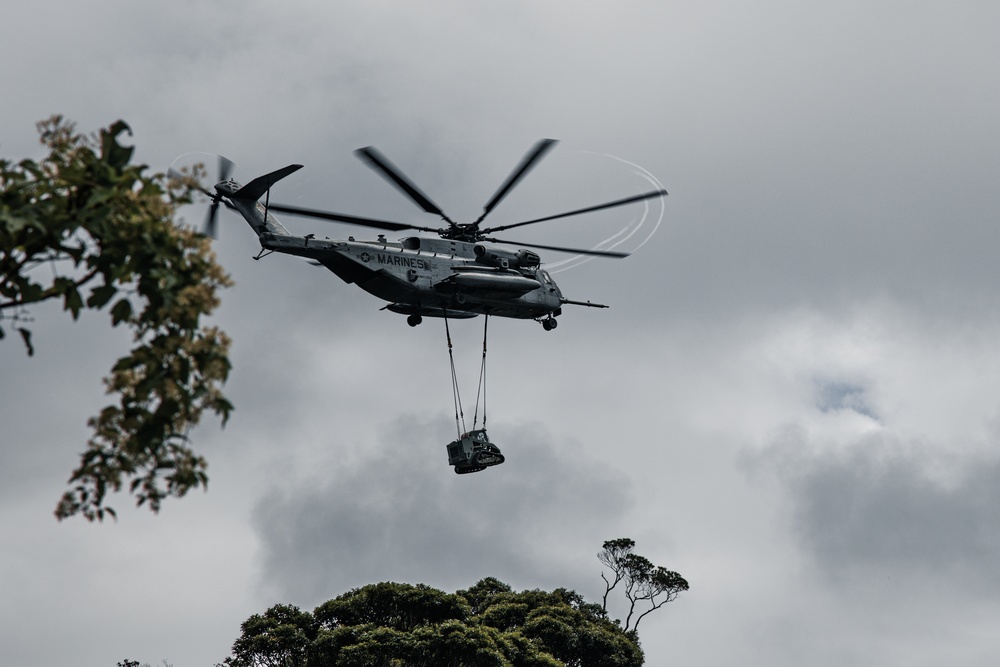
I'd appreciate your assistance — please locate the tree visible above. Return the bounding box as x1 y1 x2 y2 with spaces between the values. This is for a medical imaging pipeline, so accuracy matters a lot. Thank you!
1 116 233 521
598 538 688 633
222 579 644 667
228 604 316 667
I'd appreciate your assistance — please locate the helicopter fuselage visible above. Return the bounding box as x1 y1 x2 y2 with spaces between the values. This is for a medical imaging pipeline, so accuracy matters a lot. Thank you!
224 187 571 326
263 229 565 321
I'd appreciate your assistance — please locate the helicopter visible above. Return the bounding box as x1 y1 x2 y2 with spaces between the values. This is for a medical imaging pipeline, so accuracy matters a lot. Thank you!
195 139 666 330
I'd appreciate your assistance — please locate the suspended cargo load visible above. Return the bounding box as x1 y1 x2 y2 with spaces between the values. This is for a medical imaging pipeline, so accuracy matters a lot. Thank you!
446 429 505 474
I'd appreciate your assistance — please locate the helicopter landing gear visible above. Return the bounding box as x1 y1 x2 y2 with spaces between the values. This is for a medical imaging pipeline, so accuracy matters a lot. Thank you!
541 316 558 331
407 314 423 327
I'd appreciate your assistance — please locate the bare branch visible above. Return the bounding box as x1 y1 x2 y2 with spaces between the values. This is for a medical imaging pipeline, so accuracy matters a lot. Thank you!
596 538 688 633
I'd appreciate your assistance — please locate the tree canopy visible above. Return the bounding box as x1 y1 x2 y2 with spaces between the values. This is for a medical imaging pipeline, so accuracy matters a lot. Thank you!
222 579 644 667
0 117 232 521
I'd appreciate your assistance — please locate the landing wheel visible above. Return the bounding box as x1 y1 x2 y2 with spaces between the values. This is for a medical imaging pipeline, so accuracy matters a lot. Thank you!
407 314 423 327
542 317 558 331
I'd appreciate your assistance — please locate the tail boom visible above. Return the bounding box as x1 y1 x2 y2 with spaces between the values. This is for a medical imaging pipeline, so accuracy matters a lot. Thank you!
215 164 304 238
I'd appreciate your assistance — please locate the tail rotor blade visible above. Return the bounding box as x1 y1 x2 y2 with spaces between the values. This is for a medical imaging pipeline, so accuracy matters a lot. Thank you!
204 201 220 238
168 153 239 239
218 155 234 183
205 156 236 238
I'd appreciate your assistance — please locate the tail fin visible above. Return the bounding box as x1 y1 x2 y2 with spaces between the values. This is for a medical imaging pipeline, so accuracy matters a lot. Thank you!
231 164 303 201
225 164 303 237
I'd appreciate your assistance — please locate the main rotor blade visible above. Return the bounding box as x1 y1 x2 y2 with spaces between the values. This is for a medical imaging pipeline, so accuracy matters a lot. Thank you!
475 138 558 224
355 146 453 223
266 203 439 234
483 236 630 258
482 189 667 234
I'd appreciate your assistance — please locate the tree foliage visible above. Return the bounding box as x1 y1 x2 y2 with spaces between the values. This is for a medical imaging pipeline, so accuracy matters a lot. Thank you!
598 538 688 633
0 116 233 521
222 579 643 667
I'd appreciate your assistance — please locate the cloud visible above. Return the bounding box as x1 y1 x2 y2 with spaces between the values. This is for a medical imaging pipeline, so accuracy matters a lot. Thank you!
251 415 634 605
7 2 1000 666
752 425 1000 591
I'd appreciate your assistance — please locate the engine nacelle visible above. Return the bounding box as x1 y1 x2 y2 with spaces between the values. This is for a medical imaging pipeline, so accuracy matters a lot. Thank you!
474 245 541 269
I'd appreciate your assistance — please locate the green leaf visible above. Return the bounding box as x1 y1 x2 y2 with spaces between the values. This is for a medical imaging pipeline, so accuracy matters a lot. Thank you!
87 283 117 309
110 298 132 325
101 120 134 171
64 285 84 319
19 281 45 305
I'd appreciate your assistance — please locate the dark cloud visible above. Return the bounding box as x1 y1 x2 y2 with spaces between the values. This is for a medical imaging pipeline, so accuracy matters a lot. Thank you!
251 415 633 605
752 426 1000 590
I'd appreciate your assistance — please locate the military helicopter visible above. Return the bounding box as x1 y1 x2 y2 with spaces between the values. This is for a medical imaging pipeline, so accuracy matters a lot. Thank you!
194 139 666 330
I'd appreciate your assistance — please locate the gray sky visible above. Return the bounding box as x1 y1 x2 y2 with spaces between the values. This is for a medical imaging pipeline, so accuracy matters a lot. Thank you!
4 1 1000 665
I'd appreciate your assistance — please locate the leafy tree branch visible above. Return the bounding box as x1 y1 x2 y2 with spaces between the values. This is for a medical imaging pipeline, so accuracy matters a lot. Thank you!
1 116 233 521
